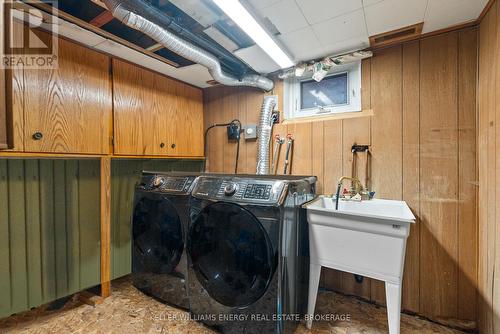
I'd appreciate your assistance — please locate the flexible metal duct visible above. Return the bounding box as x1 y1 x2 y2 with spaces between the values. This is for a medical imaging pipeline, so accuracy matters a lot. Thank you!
102 0 274 91
256 96 276 174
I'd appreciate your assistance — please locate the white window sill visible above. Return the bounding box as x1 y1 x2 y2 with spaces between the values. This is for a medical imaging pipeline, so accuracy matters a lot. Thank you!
282 109 373 125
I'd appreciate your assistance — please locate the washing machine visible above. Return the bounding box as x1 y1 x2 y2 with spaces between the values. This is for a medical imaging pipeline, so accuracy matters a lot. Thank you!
132 171 199 309
187 174 316 334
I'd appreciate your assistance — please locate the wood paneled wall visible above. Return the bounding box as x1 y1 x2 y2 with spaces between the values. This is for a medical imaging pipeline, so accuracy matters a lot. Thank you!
204 28 478 326
0 159 101 319
478 1 500 333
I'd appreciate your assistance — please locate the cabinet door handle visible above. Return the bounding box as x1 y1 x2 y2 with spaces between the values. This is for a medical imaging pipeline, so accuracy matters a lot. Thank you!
160 142 165 148
32 132 43 140
171 143 176 149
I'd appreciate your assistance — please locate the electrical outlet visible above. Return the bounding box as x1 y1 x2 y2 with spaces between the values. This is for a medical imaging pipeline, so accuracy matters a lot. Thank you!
243 125 257 140
272 110 280 124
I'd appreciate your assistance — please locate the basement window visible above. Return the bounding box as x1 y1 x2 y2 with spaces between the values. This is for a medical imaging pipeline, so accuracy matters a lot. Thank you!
284 61 361 119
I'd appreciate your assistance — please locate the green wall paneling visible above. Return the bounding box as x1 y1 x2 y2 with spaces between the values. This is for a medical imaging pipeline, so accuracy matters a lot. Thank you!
0 159 101 319
110 159 203 280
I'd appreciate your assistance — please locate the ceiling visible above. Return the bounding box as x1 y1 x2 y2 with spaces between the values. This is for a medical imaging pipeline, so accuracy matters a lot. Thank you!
46 0 491 88
242 0 490 73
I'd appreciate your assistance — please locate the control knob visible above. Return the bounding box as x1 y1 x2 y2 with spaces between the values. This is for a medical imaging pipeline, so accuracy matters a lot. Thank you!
224 183 238 196
152 176 165 188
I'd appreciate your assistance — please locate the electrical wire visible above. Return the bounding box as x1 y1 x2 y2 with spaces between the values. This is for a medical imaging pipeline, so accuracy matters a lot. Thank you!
203 119 242 174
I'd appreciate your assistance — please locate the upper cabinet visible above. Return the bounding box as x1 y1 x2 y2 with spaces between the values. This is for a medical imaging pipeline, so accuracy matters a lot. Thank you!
112 59 204 157
19 31 112 154
0 68 7 150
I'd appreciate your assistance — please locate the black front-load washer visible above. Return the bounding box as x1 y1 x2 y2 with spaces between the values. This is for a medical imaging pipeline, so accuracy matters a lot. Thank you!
132 171 199 309
187 174 316 334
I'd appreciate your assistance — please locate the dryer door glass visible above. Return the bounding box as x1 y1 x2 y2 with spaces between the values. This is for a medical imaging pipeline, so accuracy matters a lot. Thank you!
188 202 275 308
132 194 184 274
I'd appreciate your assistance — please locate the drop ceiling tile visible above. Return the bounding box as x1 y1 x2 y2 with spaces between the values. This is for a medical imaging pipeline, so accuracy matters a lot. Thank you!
362 0 384 6
174 64 213 88
203 26 239 52
296 0 363 25
279 26 325 61
322 36 370 57
257 0 309 34
169 0 218 27
312 9 367 46
246 0 281 10
423 0 489 33
364 0 428 35
234 45 281 73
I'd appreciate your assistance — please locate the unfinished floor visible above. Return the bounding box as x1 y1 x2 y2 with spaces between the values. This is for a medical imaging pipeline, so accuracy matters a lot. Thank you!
0 277 466 334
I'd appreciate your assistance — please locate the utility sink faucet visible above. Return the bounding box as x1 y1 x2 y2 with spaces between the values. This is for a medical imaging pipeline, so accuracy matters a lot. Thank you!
335 176 363 210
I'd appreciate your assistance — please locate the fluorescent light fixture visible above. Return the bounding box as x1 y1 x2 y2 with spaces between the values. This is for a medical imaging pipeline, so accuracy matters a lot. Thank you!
212 0 294 69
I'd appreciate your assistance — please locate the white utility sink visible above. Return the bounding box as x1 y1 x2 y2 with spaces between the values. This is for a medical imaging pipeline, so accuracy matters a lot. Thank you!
305 196 416 334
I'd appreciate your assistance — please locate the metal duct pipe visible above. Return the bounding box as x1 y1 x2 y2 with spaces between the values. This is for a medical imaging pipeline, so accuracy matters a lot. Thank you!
256 96 276 174
103 0 248 76
102 0 274 91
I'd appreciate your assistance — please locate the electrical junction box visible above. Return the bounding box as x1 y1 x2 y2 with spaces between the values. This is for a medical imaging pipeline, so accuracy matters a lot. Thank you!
227 123 240 140
243 124 257 140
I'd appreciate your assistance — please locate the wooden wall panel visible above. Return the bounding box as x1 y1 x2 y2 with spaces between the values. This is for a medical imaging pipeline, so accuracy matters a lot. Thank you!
0 159 101 319
370 45 403 305
420 32 459 319
401 41 421 313
457 28 478 322
478 1 500 333
203 27 478 328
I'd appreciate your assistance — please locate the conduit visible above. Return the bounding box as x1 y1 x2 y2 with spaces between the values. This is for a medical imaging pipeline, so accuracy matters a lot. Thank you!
102 0 274 91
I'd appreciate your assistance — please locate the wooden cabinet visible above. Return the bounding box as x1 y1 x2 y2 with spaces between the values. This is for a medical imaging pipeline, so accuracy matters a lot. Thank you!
20 32 112 154
112 59 204 157
0 69 7 149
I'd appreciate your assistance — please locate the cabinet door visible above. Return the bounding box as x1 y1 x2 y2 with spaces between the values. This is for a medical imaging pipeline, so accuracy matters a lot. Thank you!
113 59 204 157
0 68 7 150
23 32 112 154
153 71 204 157
113 59 165 156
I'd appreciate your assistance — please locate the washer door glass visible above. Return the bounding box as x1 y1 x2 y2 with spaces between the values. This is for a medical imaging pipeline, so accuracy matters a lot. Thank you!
188 202 275 308
132 194 184 274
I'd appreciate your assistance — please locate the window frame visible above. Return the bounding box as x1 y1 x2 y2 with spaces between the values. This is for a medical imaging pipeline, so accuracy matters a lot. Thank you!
284 61 362 120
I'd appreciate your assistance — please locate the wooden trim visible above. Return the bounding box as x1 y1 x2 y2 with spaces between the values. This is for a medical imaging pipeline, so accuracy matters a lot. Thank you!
111 155 205 160
419 20 477 41
89 10 114 28
282 109 373 125
369 21 477 51
0 152 205 159
100 157 111 298
367 1 492 51
477 0 496 23
0 152 106 159
370 23 424 49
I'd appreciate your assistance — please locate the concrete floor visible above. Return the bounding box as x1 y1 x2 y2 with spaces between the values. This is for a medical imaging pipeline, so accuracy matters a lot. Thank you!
0 276 467 334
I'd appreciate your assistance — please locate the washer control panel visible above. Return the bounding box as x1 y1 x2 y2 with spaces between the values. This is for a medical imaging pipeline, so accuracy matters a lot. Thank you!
194 176 286 204
243 184 272 200
141 175 196 193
